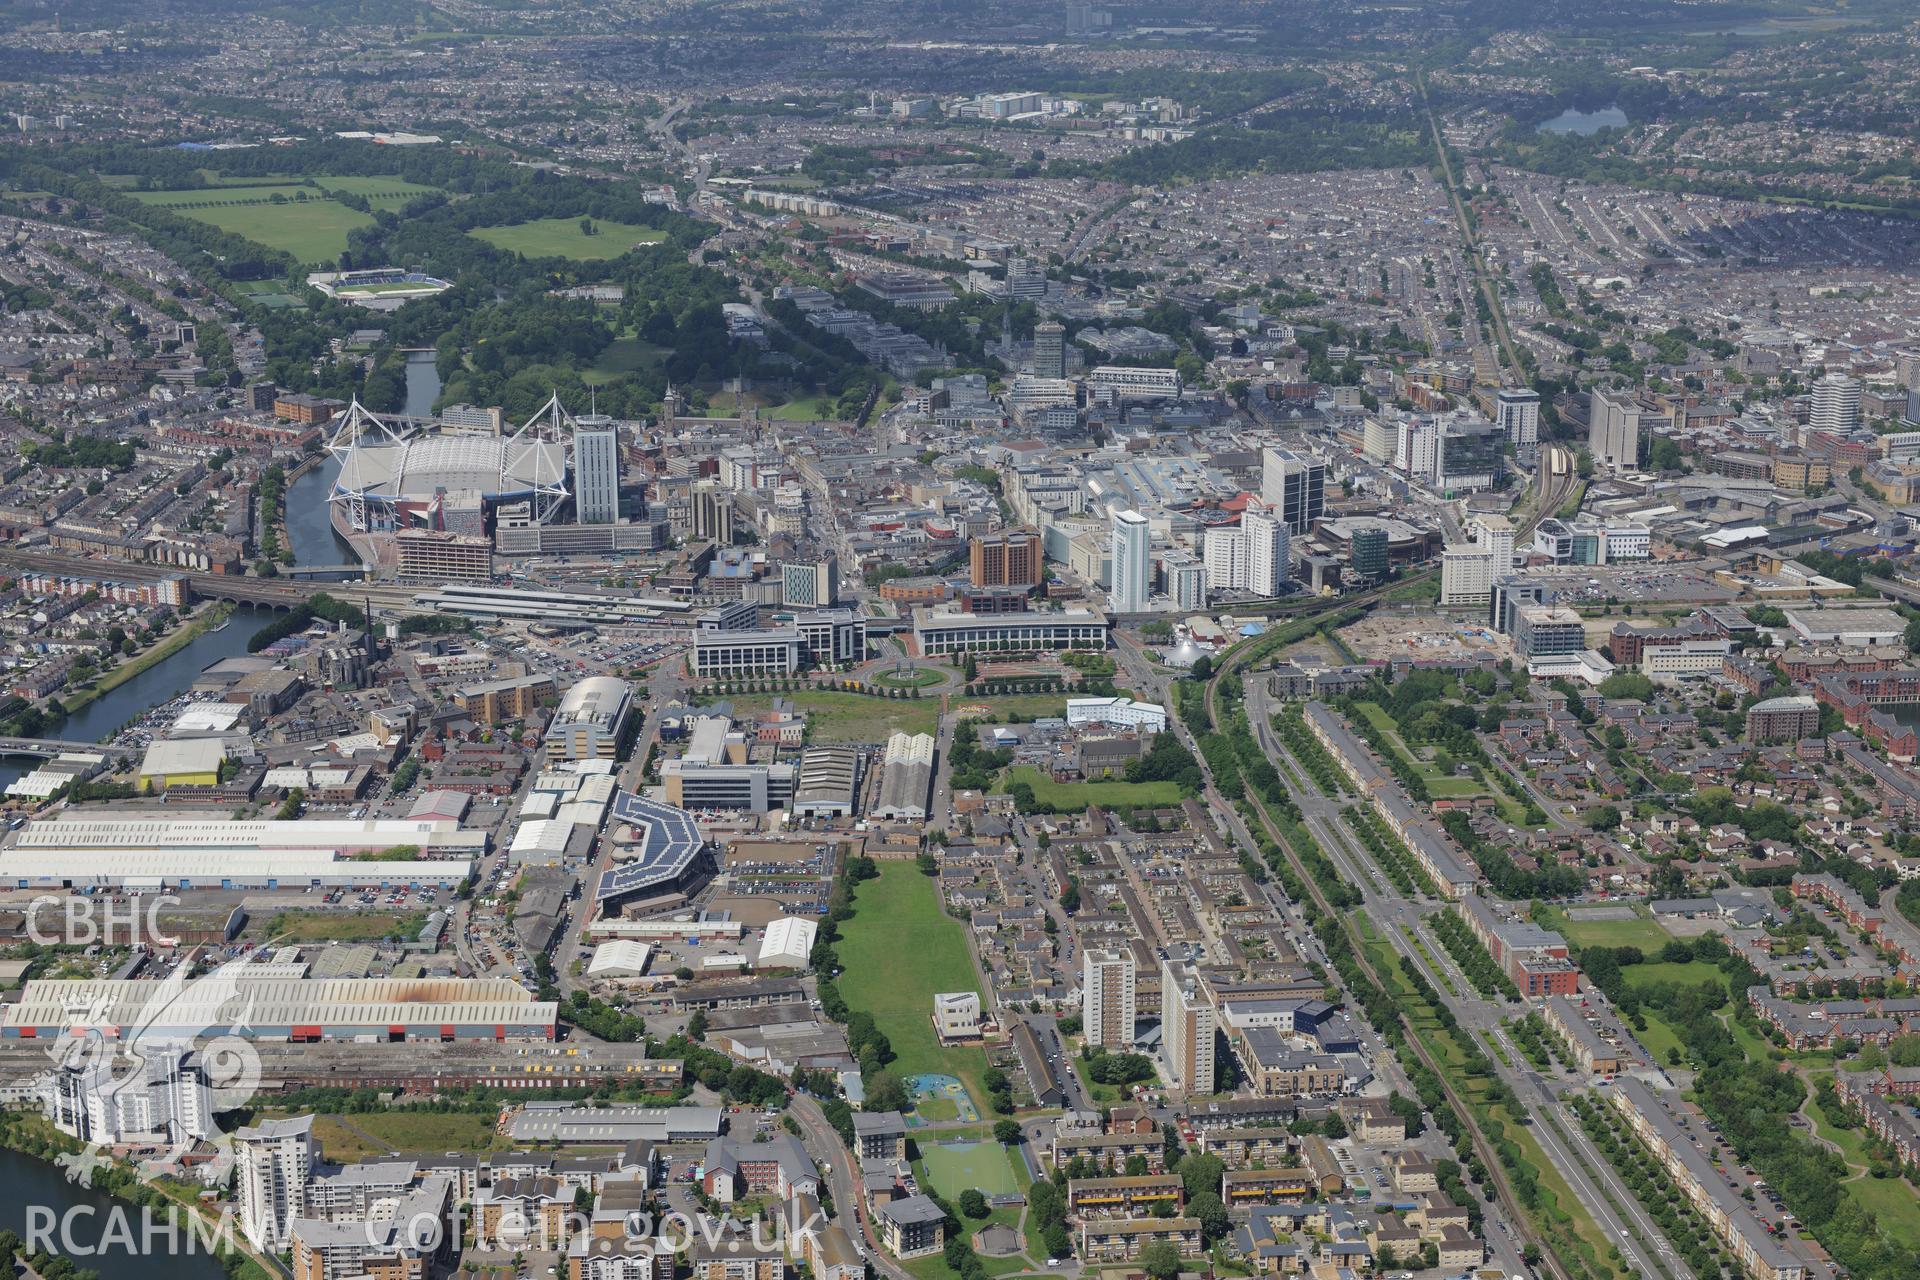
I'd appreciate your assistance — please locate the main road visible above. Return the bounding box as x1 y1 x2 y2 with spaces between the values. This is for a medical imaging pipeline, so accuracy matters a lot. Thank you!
791 1094 915 1280
1242 681 1690 1280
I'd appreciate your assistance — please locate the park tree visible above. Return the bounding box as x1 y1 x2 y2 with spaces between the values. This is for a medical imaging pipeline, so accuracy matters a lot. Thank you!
1179 1152 1224 1203
1189 1190 1228 1242
865 1071 909 1113
1138 1241 1183 1280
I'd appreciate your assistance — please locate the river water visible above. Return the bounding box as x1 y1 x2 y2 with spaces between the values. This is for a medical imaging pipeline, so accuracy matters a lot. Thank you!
0 606 277 792
286 454 351 570
0 1146 232 1280
281 351 440 572
0 359 456 1251
403 349 441 419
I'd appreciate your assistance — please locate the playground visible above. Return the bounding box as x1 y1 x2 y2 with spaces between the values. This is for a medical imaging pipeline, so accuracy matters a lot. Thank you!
907 1072 979 1125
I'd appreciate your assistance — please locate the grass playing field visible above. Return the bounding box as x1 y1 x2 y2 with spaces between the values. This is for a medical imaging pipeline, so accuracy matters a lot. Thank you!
1537 903 1674 951
834 863 991 1105
149 196 372 263
468 216 668 260
918 1141 1023 1198
129 175 444 264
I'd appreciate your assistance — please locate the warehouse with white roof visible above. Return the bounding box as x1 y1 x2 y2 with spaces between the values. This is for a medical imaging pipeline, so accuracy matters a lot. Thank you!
756 917 818 968
4 976 555 1041
870 731 935 822
587 940 654 980
0 813 483 890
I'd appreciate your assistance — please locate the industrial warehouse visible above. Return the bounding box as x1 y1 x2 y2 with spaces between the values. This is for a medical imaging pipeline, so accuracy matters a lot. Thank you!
3 977 558 1041
0 813 483 889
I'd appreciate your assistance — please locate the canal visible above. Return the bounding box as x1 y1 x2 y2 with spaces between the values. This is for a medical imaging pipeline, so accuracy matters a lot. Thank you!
0 1146 233 1280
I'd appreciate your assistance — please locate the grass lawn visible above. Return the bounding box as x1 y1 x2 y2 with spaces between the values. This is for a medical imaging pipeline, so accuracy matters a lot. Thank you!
836 864 991 1105
728 691 940 743
305 1111 504 1160
904 1203 1035 1280
766 394 837 421
917 1139 1023 1198
1634 1009 1687 1065
584 336 669 386
164 197 369 263
999 765 1184 811
1351 700 1461 784
265 909 427 943
1718 1009 1777 1064
1539 904 1674 952
874 667 946 689
1804 1089 1871 1168
1844 1171 1920 1249
1353 700 1404 741
1622 961 1725 990
469 216 667 260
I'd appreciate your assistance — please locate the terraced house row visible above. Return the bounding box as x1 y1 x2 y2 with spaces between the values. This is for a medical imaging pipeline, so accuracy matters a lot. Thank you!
1606 1078 1807 1280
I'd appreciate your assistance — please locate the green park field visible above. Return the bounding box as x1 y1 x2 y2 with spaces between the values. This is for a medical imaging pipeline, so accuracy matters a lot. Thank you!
468 216 668 260
1000 765 1183 811
834 863 991 1105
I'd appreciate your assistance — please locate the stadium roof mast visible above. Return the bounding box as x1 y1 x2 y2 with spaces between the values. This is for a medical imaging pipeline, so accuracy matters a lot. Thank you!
506 392 576 526
326 398 406 533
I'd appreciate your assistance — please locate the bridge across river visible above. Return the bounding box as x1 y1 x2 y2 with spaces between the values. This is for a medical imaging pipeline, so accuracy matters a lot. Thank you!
0 549 428 614
0 736 133 760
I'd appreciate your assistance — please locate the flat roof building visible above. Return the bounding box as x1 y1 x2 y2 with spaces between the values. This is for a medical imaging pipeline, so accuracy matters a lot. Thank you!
912 607 1108 656
546 677 633 761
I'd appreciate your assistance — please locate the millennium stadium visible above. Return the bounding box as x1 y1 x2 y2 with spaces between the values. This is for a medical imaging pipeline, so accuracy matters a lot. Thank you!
325 395 649 569
329 395 572 534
